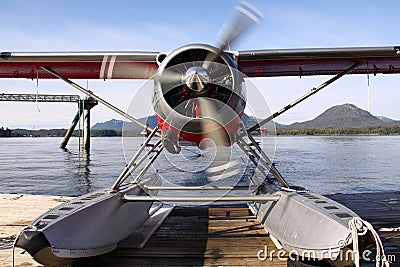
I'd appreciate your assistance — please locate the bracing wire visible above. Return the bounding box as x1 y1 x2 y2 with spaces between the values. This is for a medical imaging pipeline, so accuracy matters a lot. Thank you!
367 62 371 113
35 69 40 112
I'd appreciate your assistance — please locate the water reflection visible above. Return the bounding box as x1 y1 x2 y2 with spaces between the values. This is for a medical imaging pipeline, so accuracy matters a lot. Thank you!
62 148 92 195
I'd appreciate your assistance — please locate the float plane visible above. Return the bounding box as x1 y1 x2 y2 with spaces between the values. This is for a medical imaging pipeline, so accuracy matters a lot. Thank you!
0 2 398 266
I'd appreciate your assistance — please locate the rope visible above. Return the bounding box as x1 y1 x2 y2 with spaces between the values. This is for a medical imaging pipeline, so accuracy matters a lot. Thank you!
12 241 15 267
349 217 390 267
12 227 29 267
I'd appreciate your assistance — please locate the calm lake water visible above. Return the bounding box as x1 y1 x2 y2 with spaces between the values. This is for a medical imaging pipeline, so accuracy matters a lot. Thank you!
0 136 398 196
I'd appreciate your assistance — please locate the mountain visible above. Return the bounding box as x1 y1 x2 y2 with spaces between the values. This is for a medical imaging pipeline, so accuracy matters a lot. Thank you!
376 116 395 123
283 103 388 129
91 119 124 131
91 116 158 132
241 113 259 128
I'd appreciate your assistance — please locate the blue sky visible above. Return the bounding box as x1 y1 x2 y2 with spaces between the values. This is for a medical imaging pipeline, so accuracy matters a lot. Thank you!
0 0 399 128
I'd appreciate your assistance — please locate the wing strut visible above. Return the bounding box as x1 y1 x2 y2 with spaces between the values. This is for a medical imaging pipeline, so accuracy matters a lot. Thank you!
41 67 160 137
237 125 290 188
247 62 362 133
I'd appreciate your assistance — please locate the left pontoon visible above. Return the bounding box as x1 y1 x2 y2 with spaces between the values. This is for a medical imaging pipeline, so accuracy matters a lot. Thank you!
15 174 161 266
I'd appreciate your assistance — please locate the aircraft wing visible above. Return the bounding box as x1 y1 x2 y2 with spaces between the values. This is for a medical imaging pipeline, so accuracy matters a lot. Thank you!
1 47 399 80
237 46 400 77
0 51 159 79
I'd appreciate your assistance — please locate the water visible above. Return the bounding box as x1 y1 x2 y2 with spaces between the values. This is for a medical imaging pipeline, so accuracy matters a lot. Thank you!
0 137 127 196
0 136 399 196
273 136 400 194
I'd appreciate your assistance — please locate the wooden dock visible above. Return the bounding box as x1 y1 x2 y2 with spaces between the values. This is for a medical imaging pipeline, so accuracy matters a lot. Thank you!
77 205 287 267
0 192 399 266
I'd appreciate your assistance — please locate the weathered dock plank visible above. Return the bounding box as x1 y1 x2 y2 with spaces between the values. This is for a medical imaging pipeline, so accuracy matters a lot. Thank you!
78 205 286 267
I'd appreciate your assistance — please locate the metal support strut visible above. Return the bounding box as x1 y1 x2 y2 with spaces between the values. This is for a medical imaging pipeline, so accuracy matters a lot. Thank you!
247 62 362 132
237 126 290 188
41 67 160 138
122 195 280 203
112 126 163 191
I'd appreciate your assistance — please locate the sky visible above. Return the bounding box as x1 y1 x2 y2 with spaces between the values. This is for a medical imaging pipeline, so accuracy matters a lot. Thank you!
0 0 399 129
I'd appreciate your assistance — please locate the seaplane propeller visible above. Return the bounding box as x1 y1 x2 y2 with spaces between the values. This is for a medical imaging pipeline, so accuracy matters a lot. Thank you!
151 1 263 154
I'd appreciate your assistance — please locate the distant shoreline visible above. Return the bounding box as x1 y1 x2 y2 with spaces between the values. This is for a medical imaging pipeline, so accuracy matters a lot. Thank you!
0 129 142 138
1 126 400 137
274 126 400 136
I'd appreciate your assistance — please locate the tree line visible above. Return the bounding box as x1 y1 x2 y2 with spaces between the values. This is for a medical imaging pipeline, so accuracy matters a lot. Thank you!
2 126 400 138
0 127 12 137
276 126 400 136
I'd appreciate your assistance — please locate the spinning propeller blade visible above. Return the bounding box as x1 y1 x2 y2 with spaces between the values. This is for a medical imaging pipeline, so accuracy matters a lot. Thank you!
197 97 228 147
204 1 263 67
156 68 184 85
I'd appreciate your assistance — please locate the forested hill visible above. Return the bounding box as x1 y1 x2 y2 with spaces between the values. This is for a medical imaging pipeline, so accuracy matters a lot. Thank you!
277 103 400 135
282 104 388 129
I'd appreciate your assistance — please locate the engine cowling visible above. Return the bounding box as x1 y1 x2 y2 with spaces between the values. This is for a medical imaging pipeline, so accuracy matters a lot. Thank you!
152 44 246 154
